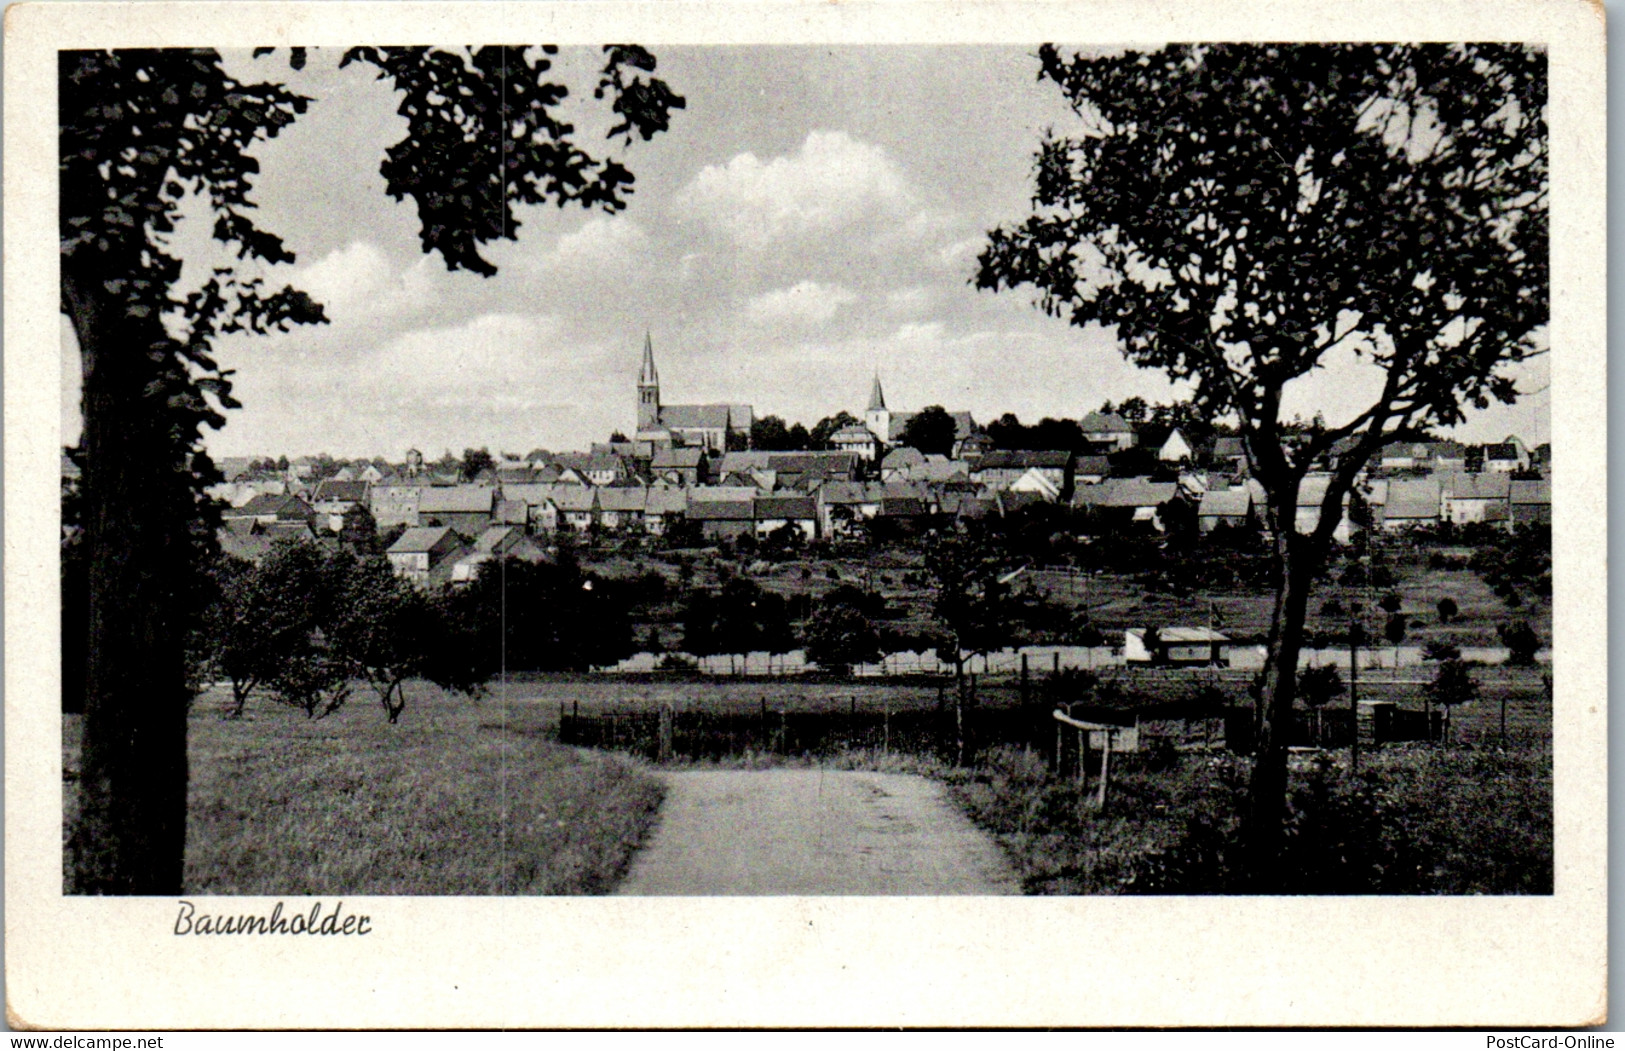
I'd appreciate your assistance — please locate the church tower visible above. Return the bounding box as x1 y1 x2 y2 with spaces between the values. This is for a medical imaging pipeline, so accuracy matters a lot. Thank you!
865 371 890 444
637 331 661 431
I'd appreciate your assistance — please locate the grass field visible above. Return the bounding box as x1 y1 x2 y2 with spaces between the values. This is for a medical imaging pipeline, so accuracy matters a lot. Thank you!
946 743 1553 894
62 684 664 895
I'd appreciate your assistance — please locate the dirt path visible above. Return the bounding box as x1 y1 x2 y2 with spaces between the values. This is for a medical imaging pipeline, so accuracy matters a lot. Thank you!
616 769 1020 895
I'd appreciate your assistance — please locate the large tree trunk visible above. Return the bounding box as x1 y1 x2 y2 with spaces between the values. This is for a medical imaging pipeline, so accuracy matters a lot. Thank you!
1245 524 1321 891
64 274 192 895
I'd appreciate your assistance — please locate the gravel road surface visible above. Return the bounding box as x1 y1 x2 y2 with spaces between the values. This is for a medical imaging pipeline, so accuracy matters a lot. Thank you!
616 769 1019 895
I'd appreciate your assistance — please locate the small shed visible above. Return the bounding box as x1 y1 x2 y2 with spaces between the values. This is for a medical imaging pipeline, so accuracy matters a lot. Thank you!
1124 626 1232 667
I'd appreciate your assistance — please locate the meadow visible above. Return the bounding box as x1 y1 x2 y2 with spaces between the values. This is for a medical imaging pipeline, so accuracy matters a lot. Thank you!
62 684 664 895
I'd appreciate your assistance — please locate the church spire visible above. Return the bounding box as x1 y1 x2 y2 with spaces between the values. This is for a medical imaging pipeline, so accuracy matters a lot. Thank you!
639 330 659 387
867 370 886 412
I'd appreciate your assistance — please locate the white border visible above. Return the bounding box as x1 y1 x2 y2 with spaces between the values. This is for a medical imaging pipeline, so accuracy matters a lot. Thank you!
5 1 1606 1029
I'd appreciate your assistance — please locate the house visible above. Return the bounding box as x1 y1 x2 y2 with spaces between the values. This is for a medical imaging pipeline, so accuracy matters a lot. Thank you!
651 447 708 487
644 488 689 535
448 525 544 583
1079 411 1136 452
1483 441 1529 473
311 479 370 532
1007 467 1062 501
1072 455 1111 486
1382 476 1442 531
830 422 882 463
1124 627 1232 667
1294 474 1354 542
1197 485 1258 533
879 446 925 482
768 451 861 488
369 484 423 528
754 495 819 541
1152 429 1191 465
955 433 995 463
1509 479 1551 526
1439 471 1511 525
689 499 755 542
816 480 884 536
1072 477 1179 528
550 486 599 532
222 492 314 528
417 485 497 536
386 525 463 583
972 450 1073 495
597 487 649 532
1210 435 1248 474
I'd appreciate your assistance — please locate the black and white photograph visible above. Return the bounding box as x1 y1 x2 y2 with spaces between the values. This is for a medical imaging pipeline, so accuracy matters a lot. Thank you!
7 0 1607 1030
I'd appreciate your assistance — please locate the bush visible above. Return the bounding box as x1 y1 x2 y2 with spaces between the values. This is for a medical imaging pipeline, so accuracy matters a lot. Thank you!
1498 620 1540 665
1436 596 1459 623
1423 640 1462 662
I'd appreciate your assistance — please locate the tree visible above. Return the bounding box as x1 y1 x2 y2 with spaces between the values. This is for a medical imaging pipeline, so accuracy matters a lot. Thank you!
1426 659 1481 744
978 43 1546 887
924 527 1014 764
1498 619 1541 666
61 46 684 893
459 447 496 483
750 414 809 451
1384 612 1409 668
1298 663 1345 744
326 554 438 723
803 595 883 675
1436 596 1459 624
810 411 859 450
898 405 958 456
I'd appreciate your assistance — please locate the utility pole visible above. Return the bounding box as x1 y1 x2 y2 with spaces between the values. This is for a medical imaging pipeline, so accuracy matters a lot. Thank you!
1349 616 1360 776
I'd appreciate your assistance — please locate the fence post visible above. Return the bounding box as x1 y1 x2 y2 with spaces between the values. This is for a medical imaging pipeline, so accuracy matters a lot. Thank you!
883 703 890 754
1021 653 1030 710
761 697 768 751
657 704 673 763
559 702 567 743
1095 731 1112 810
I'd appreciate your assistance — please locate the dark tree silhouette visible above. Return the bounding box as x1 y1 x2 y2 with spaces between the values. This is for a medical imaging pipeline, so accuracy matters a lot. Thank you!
61 46 683 893
978 43 1546 888
898 405 957 456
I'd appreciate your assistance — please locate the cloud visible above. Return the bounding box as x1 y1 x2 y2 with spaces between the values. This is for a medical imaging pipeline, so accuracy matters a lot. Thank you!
744 281 859 326
295 241 437 324
368 313 564 396
678 130 917 250
544 215 650 273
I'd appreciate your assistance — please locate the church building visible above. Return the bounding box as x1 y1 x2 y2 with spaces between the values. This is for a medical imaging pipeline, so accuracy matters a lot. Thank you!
633 333 753 455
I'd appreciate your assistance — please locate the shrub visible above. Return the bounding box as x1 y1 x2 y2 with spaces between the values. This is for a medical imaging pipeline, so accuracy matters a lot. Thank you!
1423 640 1462 662
1498 620 1540 665
1379 591 1403 613
1436 596 1458 623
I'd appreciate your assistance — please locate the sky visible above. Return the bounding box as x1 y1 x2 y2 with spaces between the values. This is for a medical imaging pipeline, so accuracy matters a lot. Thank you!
60 45 1551 460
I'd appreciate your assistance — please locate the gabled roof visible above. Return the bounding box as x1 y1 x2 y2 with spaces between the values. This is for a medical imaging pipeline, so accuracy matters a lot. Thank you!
646 489 689 515
1510 479 1551 505
819 481 881 505
1074 455 1112 477
418 486 496 514
1440 471 1511 500
881 447 925 471
755 495 816 521
830 423 878 442
688 499 754 521
652 447 705 469
597 488 648 513
550 488 598 513
976 449 1073 471
1385 477 1441 519
660 403 733 430
1199 487 1253 518
1080 411 1132 433
1072 478 1177 509
500 483 560 506
879 496 930 517
472 526 518 554
231 493 312 519
313 479 368 504
388 525 456 554
1212 436 1246 458
688 486 757 503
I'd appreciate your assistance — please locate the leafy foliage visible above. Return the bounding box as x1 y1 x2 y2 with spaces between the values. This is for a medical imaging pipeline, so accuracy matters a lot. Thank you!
1297 664 1345 710
898 405 958 456
803 594 884 675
